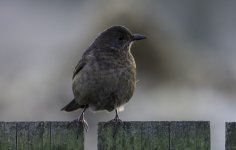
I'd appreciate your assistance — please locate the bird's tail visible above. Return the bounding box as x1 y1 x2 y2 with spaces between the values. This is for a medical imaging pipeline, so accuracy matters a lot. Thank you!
61 99 83 112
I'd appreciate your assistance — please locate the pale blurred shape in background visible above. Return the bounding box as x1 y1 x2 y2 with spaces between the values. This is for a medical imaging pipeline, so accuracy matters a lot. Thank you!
1 0 236 149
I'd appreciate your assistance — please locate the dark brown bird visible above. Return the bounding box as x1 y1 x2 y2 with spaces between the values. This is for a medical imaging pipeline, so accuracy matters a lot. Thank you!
62 25 146 131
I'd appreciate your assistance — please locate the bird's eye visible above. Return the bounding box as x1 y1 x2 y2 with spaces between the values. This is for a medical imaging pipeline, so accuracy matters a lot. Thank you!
118 36 124 41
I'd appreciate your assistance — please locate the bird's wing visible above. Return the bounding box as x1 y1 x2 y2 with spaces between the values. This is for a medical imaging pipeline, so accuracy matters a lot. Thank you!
72 60 86 79
72 48 97 79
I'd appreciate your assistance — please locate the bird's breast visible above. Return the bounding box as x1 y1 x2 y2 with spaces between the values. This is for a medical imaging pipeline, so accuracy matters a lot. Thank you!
73 52 136 111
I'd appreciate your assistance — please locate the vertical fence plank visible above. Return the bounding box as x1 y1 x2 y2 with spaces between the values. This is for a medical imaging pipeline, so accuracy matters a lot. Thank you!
17 122 29 150
43 122 51 150
98 122 142 150
98 122 113 149
116 122 142 150
141 122 169 150
4 122 17 150
170 121 210 150
195 122 210 149
226 122 236 150
28 122 44 150
75 122 84 150
170 122 196 150
50 121 84 150
0 122 5 149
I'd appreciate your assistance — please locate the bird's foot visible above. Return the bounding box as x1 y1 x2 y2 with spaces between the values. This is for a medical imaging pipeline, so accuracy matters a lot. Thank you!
68 116 88 132
78 113 89 132
109 109 122 123
67 112 89 139
108 116 122 123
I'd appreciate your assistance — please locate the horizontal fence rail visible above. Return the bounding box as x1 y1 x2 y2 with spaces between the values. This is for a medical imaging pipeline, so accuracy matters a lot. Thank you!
0 121 84 150
98 121 210 150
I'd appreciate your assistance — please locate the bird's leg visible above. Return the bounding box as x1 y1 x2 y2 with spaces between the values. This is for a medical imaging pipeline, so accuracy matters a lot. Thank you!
108 109 122 123
77 106 89 132
109 109 122 137
114 109 122 122
75 106 89 138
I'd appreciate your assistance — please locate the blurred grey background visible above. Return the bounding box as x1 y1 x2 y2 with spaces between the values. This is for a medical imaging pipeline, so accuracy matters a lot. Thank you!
1 0 236 149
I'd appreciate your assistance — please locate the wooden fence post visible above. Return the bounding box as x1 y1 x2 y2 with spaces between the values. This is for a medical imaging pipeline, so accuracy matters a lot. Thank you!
0 121 84 150
98 121 210 150
226 122 236 150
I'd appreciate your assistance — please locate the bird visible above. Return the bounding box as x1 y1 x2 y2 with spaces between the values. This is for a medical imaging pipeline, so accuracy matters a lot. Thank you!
61 25 146 131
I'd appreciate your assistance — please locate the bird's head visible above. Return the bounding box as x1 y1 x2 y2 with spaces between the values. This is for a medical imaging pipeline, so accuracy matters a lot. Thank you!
93 25 146 51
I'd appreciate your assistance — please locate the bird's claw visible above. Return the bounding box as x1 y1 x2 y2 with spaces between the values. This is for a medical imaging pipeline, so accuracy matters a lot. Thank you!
107 114 123 138
109 117 122 123
109 110 122 123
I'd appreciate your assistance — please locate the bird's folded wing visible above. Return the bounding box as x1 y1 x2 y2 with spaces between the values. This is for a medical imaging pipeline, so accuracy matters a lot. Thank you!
72 60 86 79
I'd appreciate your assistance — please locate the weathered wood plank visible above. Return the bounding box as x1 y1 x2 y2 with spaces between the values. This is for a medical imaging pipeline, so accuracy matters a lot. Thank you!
43 122 51 150
141 122 169 150
98 122 142 150
116 122 142 150
4 122 17 150
50 121 84 150
98 121 210 150
195 122 210 149
0 122 5 149
17 122 29 150
98 121 114 149
28 122 44 150
226 122 236 150
170 121 196 150
170 121 210 150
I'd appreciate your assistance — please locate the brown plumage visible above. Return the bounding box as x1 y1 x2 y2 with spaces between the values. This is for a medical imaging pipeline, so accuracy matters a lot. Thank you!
61 25 146 131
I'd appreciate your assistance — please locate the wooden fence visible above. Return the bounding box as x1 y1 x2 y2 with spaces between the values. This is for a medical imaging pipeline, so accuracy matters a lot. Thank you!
0 121 235 149
0 122 84 150
98 121 210 150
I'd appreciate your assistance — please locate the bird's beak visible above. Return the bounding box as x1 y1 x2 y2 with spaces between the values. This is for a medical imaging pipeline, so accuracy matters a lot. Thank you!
132 34 146 41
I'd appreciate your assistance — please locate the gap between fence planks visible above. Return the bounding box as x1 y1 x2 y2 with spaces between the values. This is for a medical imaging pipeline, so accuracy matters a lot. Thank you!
0 121 84 150
98 121 210 150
